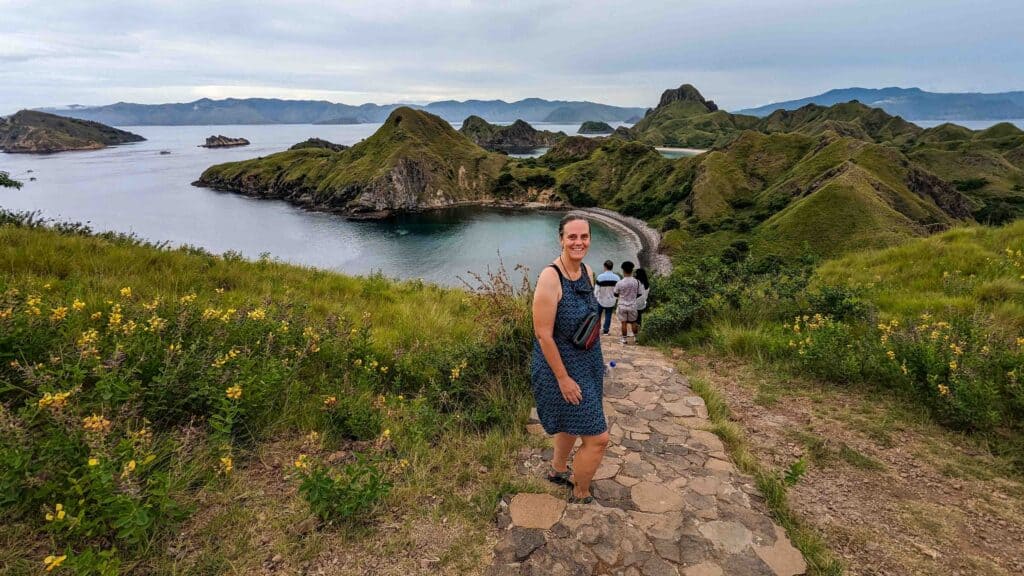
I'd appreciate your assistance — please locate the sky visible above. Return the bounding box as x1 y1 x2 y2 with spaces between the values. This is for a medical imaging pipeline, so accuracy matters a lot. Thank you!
2 0 1022 113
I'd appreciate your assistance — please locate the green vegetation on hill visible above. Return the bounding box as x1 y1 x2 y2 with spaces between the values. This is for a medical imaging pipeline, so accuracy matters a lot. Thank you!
0 110 145 153
196 107 509 217
458 116 563 153
0 214 533 572
577 121 614 134
758 101 922 142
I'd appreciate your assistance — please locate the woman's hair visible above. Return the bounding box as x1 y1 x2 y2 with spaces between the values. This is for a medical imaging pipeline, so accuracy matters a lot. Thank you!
635 267 650 289
558 212 590 237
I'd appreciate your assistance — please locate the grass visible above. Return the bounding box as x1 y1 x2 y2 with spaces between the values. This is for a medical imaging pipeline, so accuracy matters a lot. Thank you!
687 372 845 576
0 217 534 572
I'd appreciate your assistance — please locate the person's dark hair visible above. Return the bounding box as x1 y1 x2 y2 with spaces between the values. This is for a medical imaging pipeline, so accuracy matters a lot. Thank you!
635 267 649 289
603 260 614 270
621 261 635 274
558 212 590 237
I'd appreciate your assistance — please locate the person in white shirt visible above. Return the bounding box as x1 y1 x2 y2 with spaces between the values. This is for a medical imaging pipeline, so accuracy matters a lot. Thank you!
595 260 620 335
634 267 650 332
613 261 644 344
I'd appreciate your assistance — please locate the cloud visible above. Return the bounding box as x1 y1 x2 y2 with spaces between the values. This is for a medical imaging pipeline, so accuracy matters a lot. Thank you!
1 0 1021 113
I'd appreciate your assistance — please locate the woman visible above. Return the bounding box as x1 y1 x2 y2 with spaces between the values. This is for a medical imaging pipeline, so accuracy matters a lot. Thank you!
634 267 650 331
531 212 609 504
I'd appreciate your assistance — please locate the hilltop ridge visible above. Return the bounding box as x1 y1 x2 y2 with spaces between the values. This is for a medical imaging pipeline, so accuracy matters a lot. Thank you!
0 110 144 153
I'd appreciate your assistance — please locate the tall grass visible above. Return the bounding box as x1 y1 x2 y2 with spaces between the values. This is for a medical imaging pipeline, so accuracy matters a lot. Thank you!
0 213 534 573
644 223 1024 471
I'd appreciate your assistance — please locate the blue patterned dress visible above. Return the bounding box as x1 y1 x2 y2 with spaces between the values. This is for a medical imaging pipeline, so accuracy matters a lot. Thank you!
531 263 607 436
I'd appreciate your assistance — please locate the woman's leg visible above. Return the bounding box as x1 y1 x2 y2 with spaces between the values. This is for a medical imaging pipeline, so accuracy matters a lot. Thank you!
551 432 578 472
571 431 610 498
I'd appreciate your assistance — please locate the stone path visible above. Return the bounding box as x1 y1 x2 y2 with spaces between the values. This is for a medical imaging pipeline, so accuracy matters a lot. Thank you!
488 338 807 576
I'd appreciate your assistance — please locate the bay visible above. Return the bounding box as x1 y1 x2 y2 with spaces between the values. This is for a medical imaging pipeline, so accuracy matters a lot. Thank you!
0 123 639 287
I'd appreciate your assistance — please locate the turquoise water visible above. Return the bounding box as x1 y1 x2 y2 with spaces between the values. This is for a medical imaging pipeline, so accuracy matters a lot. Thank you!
0 124 637 287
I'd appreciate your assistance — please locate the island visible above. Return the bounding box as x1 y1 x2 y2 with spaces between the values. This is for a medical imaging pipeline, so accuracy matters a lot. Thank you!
288 138 349 152
0 110 144 153
577 120 614 134
200 135 250 148
458 116 564 153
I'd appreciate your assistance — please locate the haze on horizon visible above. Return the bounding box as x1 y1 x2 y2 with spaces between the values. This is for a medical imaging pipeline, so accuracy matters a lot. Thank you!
2 0 1022 114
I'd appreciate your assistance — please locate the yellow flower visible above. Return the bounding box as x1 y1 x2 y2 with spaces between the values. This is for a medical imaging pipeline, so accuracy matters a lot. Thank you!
120 286 132 298
225 385 243 400
950 343 963 355
219 456 234 476
38 391 72 410
82 414 112 434
202 308 221 320
949 360 958 371
88 457 100 467
247 308 266 320
937 384 950 396
399 458 409 469
143 297 161 311
788 340 796 348
380 366 389 374
215 287 225 294
278 320 289 333
450 367 461 380
901 362 908 375
90 311 102 321
43 554 67 572
120 319 137 335
886 350 896 361
72 299 86 311
323 396 337 407
353 358 362 367
397 395 404 401
294 454 310 469
43 283 52 290
107 304 122 328
220 308 236 322
168 343 180 353
45 503 65 522
124 459 137 473
179 293 197 305
48 306 68 322
382 429 391 439
146 315 167 332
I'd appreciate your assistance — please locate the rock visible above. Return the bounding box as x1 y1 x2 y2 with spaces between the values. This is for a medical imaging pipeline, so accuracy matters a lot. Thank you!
683 562 723 576
631 482 685 513
698 521 753 554
594 462 621 480
459 116 564 153
509 493 565 529
753 526 807 576
200 135 250 148
508 528 546 561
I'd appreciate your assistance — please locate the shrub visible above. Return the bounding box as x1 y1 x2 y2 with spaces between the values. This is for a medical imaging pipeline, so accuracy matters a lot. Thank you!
297 455 391 523
807 284 871 321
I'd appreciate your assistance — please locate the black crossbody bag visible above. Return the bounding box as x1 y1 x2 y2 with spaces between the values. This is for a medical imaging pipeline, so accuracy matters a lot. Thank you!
549 263 601 350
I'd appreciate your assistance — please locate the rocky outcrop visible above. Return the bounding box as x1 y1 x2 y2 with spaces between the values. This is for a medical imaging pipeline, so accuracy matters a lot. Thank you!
200 135 250 148
459 116 564 153
578 121 614 134
0 110 144 153
656 83 718 112
288 138 348 152
195 107 530 219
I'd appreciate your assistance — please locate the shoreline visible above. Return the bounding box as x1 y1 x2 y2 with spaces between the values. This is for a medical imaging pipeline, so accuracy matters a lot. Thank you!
577 207 672 276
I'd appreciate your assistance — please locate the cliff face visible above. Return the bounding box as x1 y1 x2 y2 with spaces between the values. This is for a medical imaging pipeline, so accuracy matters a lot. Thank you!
0 110 144 153
195 107 514 217
200 135 250 148
458 116 563 152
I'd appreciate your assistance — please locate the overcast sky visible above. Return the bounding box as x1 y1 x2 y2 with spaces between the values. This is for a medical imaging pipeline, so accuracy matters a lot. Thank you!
2 0 1021 113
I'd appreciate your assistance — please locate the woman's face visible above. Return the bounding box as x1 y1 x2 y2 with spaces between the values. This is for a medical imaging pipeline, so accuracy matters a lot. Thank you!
560 219 591 262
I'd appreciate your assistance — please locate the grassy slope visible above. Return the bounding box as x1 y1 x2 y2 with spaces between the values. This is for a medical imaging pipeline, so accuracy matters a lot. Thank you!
0 110 144 152
815 221 1024 333
198 107 507 207
0 223 534 573
632 101 760 148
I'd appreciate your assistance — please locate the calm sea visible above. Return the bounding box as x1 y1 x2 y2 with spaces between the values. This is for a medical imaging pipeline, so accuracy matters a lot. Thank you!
0 123 638 287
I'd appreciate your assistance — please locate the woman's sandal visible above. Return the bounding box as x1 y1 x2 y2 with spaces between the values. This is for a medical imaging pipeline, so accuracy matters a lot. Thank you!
566 486 595 505
546 465 573 487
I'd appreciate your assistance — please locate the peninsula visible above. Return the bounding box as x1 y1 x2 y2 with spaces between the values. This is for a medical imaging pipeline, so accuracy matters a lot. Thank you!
0 110 144 153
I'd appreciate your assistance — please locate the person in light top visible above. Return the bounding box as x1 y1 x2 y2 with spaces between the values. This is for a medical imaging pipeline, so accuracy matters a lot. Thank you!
634 267 650 331
595 260 620 335
614 261 644 344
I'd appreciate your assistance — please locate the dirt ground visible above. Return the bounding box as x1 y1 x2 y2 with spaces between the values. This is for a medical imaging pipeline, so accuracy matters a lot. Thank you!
158 438 497 576
681 352 1024 576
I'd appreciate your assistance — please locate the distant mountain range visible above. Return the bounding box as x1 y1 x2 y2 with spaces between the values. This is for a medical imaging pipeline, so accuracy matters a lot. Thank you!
35 98 645 126
736 87 1024 120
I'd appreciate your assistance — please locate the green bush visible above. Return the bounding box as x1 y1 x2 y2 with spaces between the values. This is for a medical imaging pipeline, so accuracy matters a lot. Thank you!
297 455 391 523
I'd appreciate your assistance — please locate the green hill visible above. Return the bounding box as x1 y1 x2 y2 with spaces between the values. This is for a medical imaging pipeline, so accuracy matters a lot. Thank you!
0 110 145 153
458 116 563 153
757 101 922 143
195 107 509 217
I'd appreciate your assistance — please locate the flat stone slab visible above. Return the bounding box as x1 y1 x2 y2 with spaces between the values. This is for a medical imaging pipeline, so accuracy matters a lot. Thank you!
631 482 685 513
509 493 565 529
754 526 807 576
